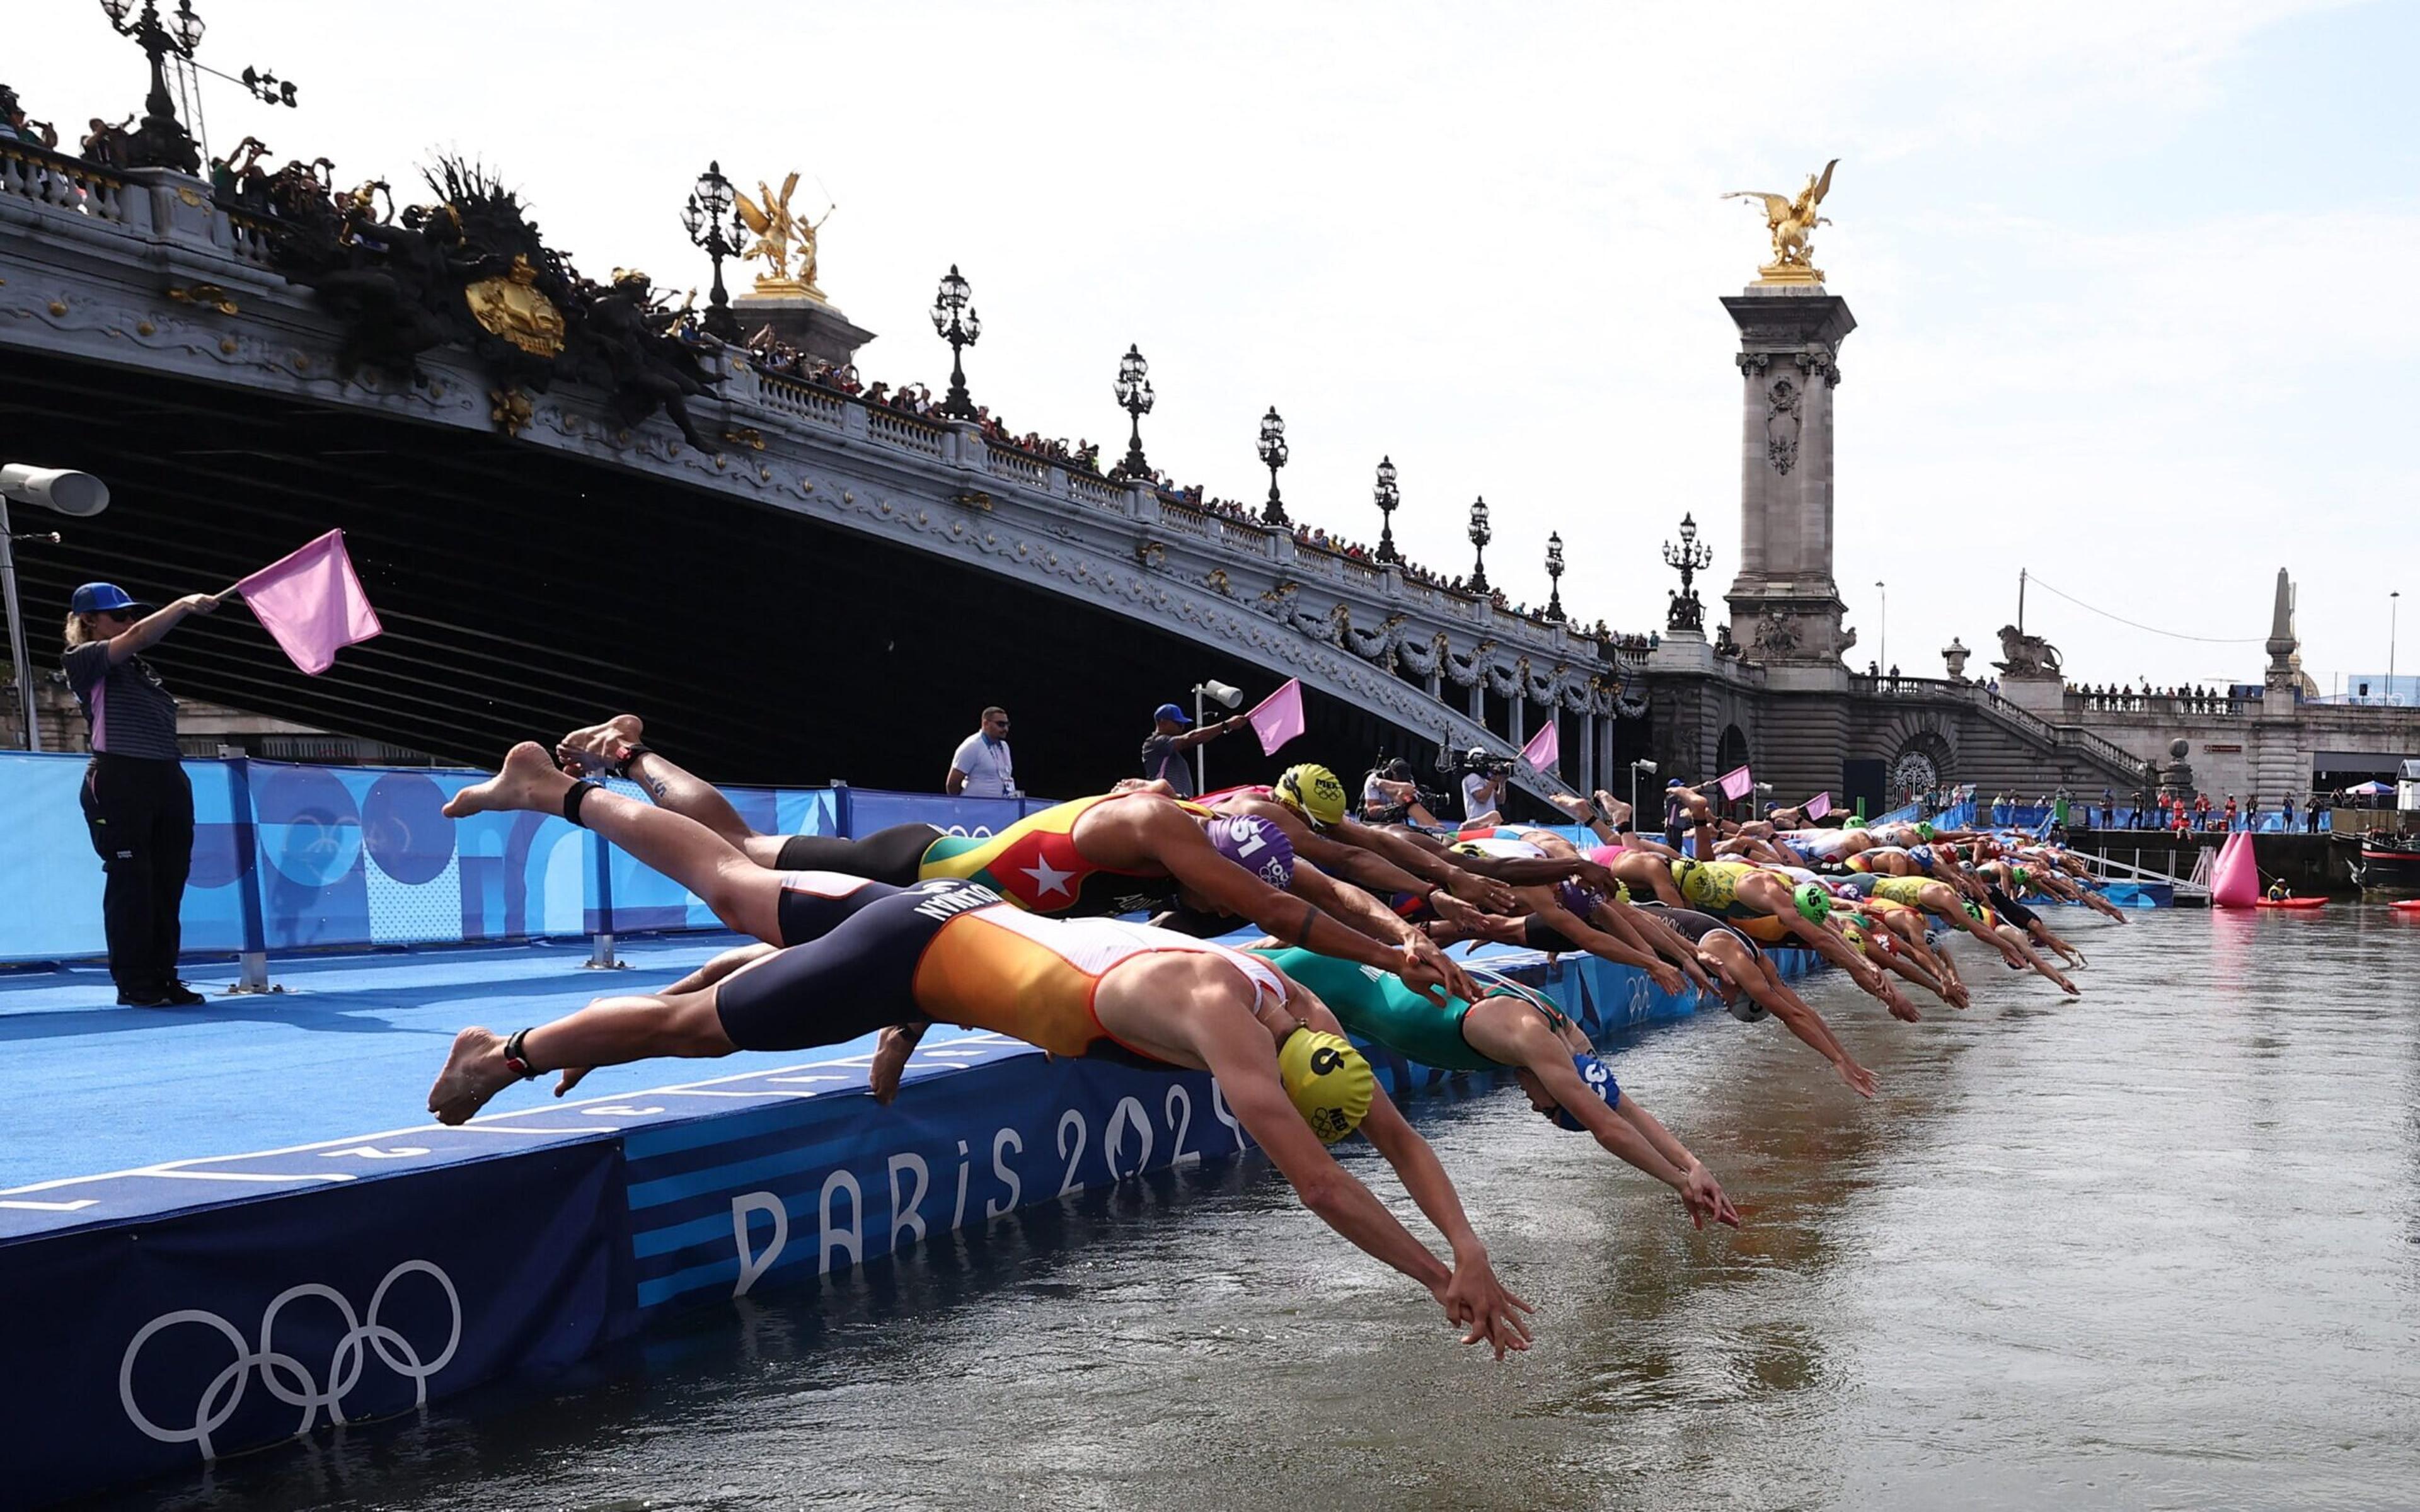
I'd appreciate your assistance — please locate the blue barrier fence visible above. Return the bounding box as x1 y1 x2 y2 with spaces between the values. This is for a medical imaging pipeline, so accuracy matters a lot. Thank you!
0 752 1065 969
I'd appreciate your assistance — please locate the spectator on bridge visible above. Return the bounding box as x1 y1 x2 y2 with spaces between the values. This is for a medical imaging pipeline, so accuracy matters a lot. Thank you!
2223 794 2238 832
945 706 1017 799
2305 794 2322 833
1138 702 1248 799
1 84 60 149
2100 788 2114 828
61 581 222 1007
2283 792 2296 829
2193 792 2211 830
2129 787 2147 828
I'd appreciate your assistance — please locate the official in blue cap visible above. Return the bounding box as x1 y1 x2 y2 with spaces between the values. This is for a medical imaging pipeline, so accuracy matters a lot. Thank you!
61 580 222 1006
1139 700 1250 798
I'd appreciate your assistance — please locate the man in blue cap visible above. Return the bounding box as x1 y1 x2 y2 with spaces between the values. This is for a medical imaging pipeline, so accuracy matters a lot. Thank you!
1139 700 1248 799
60 580 221 1005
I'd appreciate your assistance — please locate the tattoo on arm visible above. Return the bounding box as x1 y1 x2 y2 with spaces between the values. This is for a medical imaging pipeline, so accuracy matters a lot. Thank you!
1290 900 1319 945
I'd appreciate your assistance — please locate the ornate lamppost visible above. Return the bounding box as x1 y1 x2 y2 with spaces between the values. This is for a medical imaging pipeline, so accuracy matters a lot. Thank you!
931 265 981 420
1373 456 1401 564
1662 512 1713 631
98 0 206 173
1114 344 1153 476
1466 496 1492 593
681 161 747 343
1544 532 1566 621
1257 407 1289 525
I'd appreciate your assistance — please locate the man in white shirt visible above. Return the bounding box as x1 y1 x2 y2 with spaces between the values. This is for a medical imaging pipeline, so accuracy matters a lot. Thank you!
946 706 1017 798
1460 749 1506 826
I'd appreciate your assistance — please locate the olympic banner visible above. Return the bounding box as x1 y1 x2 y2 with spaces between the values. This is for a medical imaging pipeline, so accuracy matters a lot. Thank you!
0 1142 632 1507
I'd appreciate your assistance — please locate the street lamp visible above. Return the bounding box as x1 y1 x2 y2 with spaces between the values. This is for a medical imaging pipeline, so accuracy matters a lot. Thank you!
1373 457 1401 564
930 265 981 420
98 0 207 173
2392 590 2402 703
1114 344 1153 477
1466 496 1492 593
1 465 112 752
1662 512 1713 631
681 161 747 343
1875 579 1887 675
1257 407 1289 525
1544 532 1566 621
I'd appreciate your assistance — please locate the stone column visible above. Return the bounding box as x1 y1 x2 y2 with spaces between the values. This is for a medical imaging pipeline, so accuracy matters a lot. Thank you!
1722 286 1857 679
1579 708 1596 794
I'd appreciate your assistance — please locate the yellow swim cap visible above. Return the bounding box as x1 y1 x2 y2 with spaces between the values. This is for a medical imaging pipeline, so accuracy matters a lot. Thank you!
1278 1028 1374 1143
1275 764 1349 829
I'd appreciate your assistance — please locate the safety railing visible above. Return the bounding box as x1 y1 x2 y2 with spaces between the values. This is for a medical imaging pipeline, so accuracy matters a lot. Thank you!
865 406 947 456
0 751 1064 982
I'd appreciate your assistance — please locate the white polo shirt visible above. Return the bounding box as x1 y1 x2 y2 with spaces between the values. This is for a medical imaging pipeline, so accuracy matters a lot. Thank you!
951 732 1017 798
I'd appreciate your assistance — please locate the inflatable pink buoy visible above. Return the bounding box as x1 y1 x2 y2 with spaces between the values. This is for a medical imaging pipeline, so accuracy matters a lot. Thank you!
2210 832 2261 909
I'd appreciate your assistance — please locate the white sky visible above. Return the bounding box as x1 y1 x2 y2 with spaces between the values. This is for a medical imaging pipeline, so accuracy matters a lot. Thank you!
16 0 2414 691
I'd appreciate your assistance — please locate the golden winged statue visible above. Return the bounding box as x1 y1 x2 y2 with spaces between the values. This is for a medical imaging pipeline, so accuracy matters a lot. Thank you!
1722 158 1838 284
734 171 834 300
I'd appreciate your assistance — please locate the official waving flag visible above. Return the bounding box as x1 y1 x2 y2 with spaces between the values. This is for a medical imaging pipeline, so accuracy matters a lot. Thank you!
1718 764 1755 801
1806 791 1832 820
1519 718 1559 776
1245 679 1307 755
234 530 384 674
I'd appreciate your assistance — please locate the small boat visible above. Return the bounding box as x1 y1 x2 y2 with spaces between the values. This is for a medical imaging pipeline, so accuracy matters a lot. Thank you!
2256 897 2329 910
2391 899 2420 914
2339 830 2420 891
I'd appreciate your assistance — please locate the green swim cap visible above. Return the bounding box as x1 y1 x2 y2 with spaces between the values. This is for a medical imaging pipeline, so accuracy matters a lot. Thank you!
1963 898 1986 922
1845 816 1868 830
1917 822 1936 841
2012 864 2032 889
1793 882 1833 922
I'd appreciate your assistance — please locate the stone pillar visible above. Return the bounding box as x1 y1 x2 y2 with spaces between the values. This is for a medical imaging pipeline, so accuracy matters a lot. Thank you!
1579 708 1596 794
1468 682 1485 724
1722 286 1857 675
1510 697 1526 751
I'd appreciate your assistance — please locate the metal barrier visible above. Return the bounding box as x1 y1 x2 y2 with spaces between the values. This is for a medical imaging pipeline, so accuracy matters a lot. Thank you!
0 751 1062 982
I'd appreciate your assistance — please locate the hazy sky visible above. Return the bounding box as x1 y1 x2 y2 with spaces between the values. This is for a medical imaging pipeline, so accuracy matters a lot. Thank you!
16 1 2414 690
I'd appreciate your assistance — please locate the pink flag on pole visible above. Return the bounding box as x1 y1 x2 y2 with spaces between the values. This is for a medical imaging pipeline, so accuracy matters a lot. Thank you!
1806 791 1832 820
234 530 384 675
1520 719 1559 774
1718 764 1754 801
1245 679 1306 756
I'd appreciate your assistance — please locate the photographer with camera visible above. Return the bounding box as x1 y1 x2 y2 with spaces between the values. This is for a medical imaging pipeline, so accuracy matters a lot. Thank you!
1361 757 1444 828
1459 747 1509 827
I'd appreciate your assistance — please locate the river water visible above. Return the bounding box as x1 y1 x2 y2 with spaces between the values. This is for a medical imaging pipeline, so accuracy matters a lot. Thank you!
119 909 2420 1512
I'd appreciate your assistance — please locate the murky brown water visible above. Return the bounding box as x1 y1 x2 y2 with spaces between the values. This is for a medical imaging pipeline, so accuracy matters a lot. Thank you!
111 910 2420 1511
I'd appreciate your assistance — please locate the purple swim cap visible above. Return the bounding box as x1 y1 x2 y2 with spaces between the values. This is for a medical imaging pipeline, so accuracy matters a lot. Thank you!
1555 878 1603 917
1205 813 1294 888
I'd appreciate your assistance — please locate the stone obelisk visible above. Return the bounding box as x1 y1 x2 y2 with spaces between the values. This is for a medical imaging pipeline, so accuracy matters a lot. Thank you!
1720 162 1855 688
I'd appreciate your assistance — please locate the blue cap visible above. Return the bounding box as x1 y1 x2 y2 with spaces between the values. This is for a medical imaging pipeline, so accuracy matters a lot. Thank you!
1667 777 1685 789
1153 703 1192 725
70 582 146 615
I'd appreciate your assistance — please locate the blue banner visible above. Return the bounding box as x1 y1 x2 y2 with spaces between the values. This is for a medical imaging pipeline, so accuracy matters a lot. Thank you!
844 785 1025 840
0 1140 632 1508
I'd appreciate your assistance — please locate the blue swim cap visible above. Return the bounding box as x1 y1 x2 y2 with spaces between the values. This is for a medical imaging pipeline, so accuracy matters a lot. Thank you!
1549 1053 1620 1131
1908 844 1935 868
1204 814 1294 888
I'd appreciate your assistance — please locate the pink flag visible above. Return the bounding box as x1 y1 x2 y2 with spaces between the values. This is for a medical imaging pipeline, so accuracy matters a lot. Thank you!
1806 791 1832 820
234 530 384 675
1718 764 1754 801
1245 679 1306 756
1520 719 1559 774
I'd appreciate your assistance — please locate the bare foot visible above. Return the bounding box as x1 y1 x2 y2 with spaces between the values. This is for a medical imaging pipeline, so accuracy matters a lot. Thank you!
1547 791 1594 822
868 1021 930 1106
429 1026 519 1125
556 714 646 777
443 742 572 820
1593 790 1634 828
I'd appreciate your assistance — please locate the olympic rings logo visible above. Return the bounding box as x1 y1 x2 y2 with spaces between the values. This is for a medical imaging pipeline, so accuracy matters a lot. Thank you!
118 1259 462 1461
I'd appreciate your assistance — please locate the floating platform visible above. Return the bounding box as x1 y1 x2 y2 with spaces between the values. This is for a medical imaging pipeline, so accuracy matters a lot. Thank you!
0 931 1810 1507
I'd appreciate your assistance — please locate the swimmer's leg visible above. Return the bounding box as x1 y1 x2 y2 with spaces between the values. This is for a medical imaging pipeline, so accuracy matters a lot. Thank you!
556 715 790 868
429 985 733 1125
447 743 786 943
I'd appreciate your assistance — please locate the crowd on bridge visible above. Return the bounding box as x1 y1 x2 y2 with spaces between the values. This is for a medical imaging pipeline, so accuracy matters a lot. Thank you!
2068 681 2245 715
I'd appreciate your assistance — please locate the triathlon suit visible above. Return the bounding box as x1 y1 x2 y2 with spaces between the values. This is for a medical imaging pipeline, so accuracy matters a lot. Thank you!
1984 883 2040 931
1870 876 1938 910
778 794 1202 917
1674 859 1764 915
1833 871 1881 898
1783 830 1856 863
717 873 1286 1066
1845 846 1906 874
1256 946 1573 1075
1632 902 1763 961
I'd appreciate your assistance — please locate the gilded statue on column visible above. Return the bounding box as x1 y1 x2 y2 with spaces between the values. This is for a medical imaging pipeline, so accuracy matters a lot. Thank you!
1722 159 1838 284
734 171 835 302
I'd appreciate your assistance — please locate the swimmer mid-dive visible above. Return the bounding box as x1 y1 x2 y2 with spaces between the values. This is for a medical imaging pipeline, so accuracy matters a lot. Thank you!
1254 947 1741 1227
430 747 1535 1355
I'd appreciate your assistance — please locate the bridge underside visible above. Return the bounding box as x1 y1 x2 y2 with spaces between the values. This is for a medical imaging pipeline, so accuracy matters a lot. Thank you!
2 350 1438 792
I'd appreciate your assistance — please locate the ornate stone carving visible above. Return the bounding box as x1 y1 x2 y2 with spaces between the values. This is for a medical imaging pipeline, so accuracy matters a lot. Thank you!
1735 352 1772 378
1751 609 1801 655
1765 376 1801 476
1993 624 2063 677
